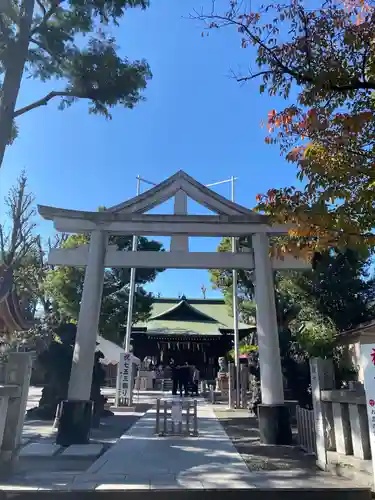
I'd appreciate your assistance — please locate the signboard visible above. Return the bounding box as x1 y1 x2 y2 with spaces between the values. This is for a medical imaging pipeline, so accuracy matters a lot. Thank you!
360 344 375 482
115 352 134 406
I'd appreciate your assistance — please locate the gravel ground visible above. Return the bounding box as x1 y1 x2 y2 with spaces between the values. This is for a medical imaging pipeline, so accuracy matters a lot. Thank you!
213 406 318 473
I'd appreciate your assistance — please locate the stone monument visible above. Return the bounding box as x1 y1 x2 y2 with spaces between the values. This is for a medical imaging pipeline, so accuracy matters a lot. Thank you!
216 357 229 396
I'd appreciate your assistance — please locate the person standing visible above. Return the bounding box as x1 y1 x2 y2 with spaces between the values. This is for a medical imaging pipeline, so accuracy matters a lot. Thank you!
170 359 178 395
179 362 190 397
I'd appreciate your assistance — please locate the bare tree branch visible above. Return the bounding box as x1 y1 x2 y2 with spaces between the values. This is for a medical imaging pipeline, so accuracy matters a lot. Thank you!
0 225 6 262
236 70 274 82
13 90 85 117
3 171 38 267
35 0 46 16
193 10 375 93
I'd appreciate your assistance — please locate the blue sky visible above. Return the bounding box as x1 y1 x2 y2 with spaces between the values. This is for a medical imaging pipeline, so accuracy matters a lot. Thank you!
0 0 299 298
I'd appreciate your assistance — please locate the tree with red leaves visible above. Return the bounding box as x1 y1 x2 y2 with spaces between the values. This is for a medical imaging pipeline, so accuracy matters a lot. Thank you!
196 0 375 257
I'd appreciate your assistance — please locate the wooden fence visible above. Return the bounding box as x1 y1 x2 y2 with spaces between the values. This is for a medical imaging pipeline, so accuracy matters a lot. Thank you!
296 405 316 455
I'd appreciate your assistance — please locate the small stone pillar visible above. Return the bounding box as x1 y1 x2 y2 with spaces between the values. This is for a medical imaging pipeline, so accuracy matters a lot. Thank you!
209 386 215 404
240 364 249 409
310 357 336 469
200 380 207 395
218 373 229 393
332 402 352 455
1 352 33 462
349 403 371 459
228 363 235 408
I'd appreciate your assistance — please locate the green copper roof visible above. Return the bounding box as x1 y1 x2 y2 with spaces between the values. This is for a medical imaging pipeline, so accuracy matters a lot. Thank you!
134 297 254 337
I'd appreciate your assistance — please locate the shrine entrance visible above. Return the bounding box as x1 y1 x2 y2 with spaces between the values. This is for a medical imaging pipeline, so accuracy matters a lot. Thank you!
132 295 256 381
38 170 310 446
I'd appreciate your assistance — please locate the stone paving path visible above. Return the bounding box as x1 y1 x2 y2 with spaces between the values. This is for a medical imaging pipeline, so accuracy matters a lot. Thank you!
0 394 366 490
51 399 359 490
0 390 154 489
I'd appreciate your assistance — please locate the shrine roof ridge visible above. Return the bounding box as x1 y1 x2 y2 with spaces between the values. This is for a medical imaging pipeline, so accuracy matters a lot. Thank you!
153 297 225 304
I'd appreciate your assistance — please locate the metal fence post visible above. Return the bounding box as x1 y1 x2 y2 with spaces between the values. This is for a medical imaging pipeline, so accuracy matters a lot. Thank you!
163 399 167 435
186 401 190 434
155 399 160 434
193 399 198 436
178 415 182 435
171 404 175 435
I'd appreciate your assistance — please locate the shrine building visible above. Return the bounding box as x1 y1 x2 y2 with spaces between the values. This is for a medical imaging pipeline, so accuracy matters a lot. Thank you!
131 295 255 379
0 265 33 337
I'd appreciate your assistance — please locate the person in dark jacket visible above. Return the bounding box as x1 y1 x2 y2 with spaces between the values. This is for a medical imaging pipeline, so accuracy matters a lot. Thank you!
178 362 190 397
170 359 178 395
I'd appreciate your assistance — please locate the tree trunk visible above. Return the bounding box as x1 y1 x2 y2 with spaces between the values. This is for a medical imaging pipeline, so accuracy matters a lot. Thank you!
0 0 34 169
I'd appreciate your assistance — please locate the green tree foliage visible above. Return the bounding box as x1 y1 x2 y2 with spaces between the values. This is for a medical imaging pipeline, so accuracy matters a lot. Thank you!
44 233 164 343
211 239 375 406
211 239 375 356
197 0 375 255
210 237 256 325
295 249 375 332
0 0 151 169
275 273 337 358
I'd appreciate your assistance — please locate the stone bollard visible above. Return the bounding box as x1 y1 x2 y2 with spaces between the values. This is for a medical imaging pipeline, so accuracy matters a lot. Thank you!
240 364 249 409
210 386 215 404
228 363 235 408
1 352 33 462
310 357 336 469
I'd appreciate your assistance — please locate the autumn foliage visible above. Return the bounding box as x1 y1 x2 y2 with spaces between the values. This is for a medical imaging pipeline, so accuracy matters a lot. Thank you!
197 0 375 256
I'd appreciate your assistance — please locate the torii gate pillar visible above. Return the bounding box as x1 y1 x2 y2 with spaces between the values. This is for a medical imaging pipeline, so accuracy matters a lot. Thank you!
56 230 107 446
253 233 292 445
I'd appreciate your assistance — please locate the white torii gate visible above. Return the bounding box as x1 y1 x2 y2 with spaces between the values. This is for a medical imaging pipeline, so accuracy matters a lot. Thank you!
38 170 310 444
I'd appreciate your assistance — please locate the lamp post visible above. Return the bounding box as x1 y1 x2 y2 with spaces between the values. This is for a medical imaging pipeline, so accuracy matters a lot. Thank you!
123 175 141 353
123 176 156 353
231 177 241 409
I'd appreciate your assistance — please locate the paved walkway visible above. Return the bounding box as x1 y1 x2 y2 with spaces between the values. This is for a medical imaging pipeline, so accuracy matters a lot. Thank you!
72 399 355 490
0 394 363 490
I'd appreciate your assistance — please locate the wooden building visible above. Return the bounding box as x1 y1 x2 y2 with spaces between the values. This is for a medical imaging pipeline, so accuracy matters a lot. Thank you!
0 265 33 336
132 296 255 379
